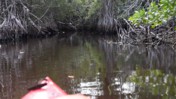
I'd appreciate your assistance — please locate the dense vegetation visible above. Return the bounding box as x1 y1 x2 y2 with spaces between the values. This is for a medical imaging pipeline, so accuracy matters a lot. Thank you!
128 0 176 45
0 0 175 45
129 0 176 28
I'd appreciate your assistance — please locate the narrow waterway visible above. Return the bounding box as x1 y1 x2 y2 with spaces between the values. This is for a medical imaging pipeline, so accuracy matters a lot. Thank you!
0 34 176 99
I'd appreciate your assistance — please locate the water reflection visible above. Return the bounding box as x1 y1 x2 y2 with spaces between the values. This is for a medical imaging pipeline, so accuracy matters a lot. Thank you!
128 67 176 99
112 78 136 94
0 35 176 99
79 81 103 96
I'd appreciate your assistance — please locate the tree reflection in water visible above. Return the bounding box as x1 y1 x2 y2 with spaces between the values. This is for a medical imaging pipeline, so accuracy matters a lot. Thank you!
0 35 176 99
98 37 176 99
128 67 176 99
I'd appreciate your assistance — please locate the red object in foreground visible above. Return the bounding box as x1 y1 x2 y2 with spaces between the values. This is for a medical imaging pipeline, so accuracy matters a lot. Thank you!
22 76 67 99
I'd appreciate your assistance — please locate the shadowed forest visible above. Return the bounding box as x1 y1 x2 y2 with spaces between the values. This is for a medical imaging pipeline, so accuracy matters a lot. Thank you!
0 0 175 45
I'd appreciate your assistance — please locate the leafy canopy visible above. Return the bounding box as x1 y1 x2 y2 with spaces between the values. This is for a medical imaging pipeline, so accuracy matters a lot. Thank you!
129 0 176 28
54 0 101 21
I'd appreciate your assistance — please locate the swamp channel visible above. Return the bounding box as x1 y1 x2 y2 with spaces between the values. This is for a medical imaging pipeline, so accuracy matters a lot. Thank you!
0 33 176 99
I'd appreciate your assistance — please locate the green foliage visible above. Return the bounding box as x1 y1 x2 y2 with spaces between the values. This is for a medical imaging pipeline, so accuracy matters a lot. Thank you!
28 0 101 23
85 0 100 19
129 0 176 28
53 0 101 22
128 9 146 26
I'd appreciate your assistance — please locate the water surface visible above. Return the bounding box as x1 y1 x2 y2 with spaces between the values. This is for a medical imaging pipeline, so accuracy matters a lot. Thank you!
0 34 176 99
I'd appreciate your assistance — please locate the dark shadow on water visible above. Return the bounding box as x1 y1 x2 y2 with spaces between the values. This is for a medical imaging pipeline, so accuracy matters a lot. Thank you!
0 34 176 99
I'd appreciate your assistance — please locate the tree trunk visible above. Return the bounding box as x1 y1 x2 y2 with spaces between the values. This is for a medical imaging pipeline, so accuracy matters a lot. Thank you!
97 0 115 32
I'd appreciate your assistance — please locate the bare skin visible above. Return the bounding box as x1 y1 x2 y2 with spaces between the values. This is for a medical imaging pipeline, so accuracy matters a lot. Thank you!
56 94 90 99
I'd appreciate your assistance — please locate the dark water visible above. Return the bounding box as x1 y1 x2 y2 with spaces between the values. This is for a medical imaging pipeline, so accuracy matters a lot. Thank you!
0 34 176 99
